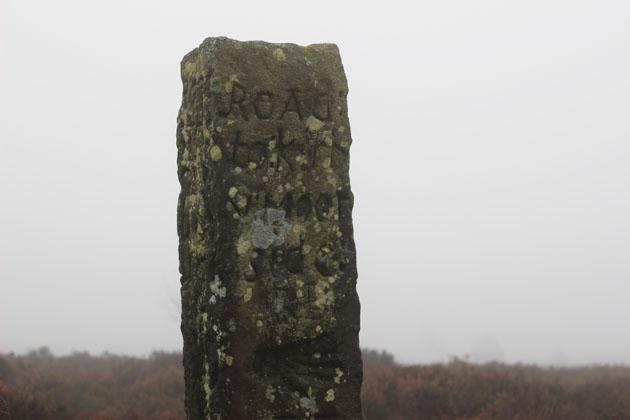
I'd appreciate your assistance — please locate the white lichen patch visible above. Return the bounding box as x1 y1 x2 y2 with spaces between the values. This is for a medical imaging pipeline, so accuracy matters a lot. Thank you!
299 394 317 413
252 208 290 249
210 275 227 298
273 298 284 313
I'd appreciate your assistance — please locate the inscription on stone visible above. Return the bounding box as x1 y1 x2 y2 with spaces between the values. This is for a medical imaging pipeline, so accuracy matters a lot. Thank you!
177 37 362 419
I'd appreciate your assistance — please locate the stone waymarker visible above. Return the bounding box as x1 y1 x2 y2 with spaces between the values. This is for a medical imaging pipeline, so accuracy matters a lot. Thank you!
177 37 363 419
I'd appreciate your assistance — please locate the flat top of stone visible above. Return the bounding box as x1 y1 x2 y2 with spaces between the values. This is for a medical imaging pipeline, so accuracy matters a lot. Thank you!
182 36 347 86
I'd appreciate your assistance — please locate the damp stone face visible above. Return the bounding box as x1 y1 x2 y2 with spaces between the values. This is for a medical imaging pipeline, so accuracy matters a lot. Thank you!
177 37 363 420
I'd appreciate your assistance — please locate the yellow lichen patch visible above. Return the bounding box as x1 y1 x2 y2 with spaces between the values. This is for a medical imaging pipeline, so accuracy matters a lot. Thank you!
237 235 251 255
203 361 212 402
225 355 234 366
265 386 276 403
257 320 263 327
268 139 277 150
314 280 335 308
334 368 344 384
201 313 208 333
183 60 201 79
229 74 239 82
203 381 212 401
273 48 286 61
322 157 331 168
211 145 222 161
228 187 238 198
315 325 322 333
243 287 253 302
203 127 211 140
305 115 324 132
325 389 335 402
283 222 303 246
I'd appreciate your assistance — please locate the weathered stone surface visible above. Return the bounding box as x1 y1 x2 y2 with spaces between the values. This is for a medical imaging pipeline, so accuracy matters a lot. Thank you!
177 37 362 419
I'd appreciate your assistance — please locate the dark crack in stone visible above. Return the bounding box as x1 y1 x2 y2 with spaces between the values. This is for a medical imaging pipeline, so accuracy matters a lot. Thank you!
177 36 363 420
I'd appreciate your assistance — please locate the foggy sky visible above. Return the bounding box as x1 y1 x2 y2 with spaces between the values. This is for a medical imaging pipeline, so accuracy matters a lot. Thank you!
1 0 629 365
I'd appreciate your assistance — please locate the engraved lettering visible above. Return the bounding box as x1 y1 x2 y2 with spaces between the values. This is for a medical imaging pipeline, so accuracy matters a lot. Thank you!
315 193 333 221
253 92 275 119
218 82 249 121
312 93 331 120
279 89 303 120
296 195 312 220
